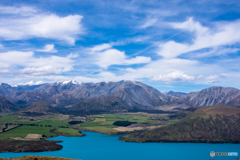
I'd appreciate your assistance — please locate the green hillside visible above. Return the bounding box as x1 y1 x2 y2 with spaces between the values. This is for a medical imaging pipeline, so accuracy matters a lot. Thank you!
119 105 240 143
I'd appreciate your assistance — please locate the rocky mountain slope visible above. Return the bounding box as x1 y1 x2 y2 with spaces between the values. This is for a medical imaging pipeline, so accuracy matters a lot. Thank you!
68 96 132 115
18 101 59 116
180 86 240 107
1 80 172 108
119 105 240 143
0 96 19 113
0 81 240 113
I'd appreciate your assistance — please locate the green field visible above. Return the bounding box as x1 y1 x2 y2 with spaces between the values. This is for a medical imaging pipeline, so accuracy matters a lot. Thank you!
0 113 175 138
0 126 55 139
57 128 83 136
0 114 85 139
79 114 156 134
38 121 69 127
169 120 180 123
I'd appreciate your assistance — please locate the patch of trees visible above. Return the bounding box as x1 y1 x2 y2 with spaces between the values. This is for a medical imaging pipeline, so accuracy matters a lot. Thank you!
45 125 52 127
68 121 82 125
1 124 21 133
113 121 137 127
58 126 68 128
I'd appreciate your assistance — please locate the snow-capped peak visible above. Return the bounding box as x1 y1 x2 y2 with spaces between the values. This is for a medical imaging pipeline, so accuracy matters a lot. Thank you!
62 80 78 85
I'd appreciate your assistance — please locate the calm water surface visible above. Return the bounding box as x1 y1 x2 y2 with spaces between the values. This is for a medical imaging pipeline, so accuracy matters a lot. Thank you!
0 131 240 160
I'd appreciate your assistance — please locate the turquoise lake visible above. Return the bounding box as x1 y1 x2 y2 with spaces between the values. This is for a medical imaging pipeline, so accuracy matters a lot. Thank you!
0 131 240 160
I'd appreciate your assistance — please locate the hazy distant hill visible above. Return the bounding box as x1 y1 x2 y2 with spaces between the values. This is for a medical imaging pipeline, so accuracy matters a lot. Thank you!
0 96 19 113
119 105 240 143
18 101 59 116
165 91 187 98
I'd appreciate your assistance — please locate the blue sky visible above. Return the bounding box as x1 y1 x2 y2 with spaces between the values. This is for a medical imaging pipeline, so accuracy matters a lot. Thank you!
0 0 240 93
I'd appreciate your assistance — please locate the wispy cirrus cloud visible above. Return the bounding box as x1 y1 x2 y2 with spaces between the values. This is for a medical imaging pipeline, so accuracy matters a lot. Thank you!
157 17 240 59
140 18 158 29
0 6 37 15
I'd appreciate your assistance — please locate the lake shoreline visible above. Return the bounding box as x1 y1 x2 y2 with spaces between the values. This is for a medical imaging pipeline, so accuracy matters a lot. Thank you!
1 131 240 160
118 136 240 143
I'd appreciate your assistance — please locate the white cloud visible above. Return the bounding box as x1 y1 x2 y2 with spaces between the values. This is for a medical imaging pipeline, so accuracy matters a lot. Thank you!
20 66 64 76
157 18 240 59
36 44 57 53
0 51 34 67
90 43 112 52
0 6 37 15
151 71 196 83
170 17 209 36
0 69 10 75
111 36 151 46
193 47 239 58
0 6 83 45
157 41 188 59
0 44 3 49
203 75 226 83
25 81 44 86
0 51 77 76
95 49 151 69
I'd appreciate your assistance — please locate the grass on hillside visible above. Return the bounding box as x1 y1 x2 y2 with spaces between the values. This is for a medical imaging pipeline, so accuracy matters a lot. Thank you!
57 128 82 136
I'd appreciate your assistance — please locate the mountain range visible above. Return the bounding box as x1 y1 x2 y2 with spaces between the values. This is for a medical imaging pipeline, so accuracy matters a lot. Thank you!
0 80 240 114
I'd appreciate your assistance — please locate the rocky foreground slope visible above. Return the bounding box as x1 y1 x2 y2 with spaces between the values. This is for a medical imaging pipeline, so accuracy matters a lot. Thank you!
119 105 240 143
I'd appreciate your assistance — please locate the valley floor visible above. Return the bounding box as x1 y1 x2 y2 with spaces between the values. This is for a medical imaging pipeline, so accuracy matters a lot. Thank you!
0 112 176 153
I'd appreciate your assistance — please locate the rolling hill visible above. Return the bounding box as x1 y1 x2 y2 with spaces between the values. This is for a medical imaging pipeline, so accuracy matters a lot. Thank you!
119 105 240 143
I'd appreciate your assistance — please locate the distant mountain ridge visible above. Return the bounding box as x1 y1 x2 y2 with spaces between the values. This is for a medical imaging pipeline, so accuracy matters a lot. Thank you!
164 91 187 98
0 81 240 114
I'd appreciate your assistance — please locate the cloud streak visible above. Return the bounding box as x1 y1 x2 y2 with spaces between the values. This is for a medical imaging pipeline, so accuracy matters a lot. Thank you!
157 17 240 59
36 44 57 53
